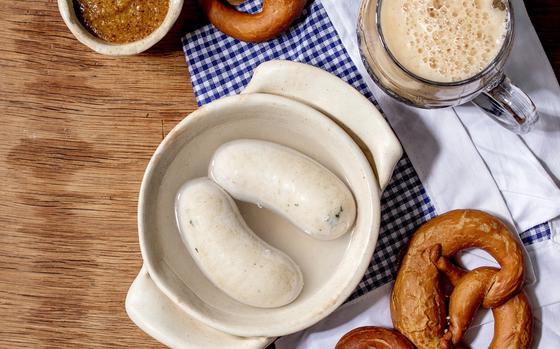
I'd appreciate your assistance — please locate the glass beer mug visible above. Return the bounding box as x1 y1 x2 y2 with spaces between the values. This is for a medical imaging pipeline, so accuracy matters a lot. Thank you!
358 0 538 133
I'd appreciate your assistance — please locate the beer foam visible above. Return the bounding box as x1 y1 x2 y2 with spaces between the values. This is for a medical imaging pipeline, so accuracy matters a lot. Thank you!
380 0 509 82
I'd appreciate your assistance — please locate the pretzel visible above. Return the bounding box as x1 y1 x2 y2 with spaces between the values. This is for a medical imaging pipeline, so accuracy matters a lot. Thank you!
225 0 247 4
335 327 414 349
390 210 525 349
436 256 533 349
199 0 306 42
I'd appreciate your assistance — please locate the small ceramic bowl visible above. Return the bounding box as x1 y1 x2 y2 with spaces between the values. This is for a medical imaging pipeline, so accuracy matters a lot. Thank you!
57 0 184 55
138 93 380 337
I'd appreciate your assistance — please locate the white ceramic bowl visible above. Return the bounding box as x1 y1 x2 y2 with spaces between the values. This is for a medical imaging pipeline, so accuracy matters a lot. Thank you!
57 0 184 55
138 93 380 337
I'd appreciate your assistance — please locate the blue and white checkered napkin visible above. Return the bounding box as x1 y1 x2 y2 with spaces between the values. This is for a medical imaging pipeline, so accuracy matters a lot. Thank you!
182 0 551 300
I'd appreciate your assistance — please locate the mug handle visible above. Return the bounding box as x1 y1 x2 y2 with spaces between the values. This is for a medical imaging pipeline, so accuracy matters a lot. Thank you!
472 74 539 134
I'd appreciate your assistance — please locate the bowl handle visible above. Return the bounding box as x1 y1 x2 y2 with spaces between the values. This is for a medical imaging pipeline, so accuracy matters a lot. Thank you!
243 60 402 191
126 267 273 349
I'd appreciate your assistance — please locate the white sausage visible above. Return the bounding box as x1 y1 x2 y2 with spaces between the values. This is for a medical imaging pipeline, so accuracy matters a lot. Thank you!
209 140 356 240
175 178 303 308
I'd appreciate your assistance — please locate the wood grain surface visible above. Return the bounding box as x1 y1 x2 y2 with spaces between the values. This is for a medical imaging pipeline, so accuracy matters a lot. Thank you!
0 0 558 348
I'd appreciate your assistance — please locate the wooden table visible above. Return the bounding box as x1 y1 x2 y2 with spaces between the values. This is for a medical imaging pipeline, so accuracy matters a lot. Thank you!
1 0 558 347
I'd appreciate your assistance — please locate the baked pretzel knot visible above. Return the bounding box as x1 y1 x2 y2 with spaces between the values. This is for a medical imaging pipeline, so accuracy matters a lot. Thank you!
200 0 306 42
390 210 527 349
335 327 414 349
436 254 533 349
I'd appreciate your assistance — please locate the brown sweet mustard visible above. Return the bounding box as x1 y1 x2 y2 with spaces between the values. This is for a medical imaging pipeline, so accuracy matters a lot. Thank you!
74 0 169 43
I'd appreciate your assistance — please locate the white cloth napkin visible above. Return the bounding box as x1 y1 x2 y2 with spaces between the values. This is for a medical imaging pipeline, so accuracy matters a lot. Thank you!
320 0 560 234
276 240 560 348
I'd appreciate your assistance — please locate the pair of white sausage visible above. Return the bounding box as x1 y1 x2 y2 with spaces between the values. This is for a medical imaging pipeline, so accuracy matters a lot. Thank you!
175 140 356 308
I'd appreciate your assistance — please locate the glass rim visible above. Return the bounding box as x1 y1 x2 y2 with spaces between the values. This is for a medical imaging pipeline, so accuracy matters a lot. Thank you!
375 0 515 87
